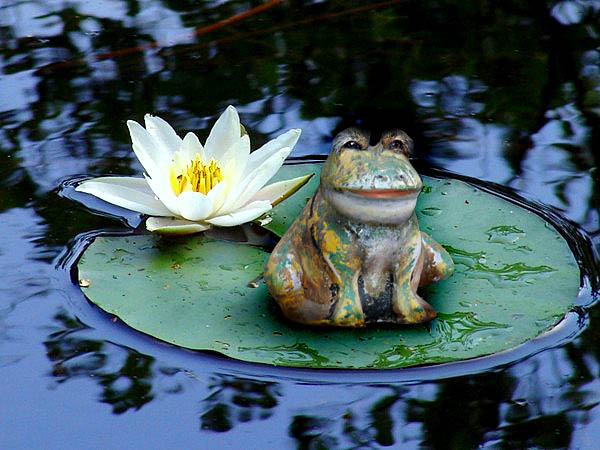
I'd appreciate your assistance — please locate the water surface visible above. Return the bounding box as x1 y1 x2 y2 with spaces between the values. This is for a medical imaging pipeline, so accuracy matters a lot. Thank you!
1 1 600 447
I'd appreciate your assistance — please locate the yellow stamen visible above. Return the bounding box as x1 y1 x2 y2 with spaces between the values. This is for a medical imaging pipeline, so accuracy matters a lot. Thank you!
169 155 223 196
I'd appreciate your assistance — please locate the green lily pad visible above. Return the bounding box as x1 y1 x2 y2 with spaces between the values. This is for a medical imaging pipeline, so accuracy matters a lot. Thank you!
77 164 580 369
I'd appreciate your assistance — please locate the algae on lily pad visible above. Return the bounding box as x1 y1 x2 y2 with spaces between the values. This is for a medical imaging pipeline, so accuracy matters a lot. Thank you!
77 164 580 369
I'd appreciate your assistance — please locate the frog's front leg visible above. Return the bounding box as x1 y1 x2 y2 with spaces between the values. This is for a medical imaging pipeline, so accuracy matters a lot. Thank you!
317 227 366 327
392 228 437 324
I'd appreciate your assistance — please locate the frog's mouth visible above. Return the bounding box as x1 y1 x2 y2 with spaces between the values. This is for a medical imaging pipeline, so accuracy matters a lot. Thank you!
324 186 421 224
346 188 421 199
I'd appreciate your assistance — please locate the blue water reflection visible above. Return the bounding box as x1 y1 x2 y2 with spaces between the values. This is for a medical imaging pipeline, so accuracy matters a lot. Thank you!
1 0 599 447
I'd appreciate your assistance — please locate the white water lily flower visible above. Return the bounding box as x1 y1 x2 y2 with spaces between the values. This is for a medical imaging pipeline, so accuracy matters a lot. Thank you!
76 106 308 234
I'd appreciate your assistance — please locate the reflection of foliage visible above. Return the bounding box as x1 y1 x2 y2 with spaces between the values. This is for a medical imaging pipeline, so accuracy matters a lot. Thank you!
289 414 339 449
97 353 154 414
200 376 280 432
406 374 513 449
368 391 402 447
1 0 598 244
288 388 418 448
287 397 400 449
44 310 156 414
2 0 600 446
1 0 599 228
45 311 105 378
1 1 598 142
285 368 582 449
501 412 573 448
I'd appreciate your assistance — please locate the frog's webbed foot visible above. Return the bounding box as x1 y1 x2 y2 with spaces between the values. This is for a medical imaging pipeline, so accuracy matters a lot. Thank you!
393 290 437 324
418 232 454 286
393 286 437 324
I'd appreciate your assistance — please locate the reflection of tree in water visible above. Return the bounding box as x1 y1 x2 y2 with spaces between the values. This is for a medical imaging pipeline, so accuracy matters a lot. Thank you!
286 365 587 448
41 308 598 446
44 310 155 414
415 370 579 448
2 0 599 445
496 340 600 449
407 373 514 449
2 0 598 240
200 375 280 432
286 387 428 448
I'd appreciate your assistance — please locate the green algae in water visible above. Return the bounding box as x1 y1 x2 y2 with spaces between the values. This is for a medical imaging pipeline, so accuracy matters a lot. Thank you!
77 164 580 369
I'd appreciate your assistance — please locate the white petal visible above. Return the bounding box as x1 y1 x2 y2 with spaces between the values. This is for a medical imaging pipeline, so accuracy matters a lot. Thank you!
222 147 291 213
127 120 165 178
146 217 211 235
206 181 227 213
176 191 214 221
250 173 315 206
181 132 205 161
144 173 180 216
206 200 272 227
144 115 183 159
218 134 250 183
204 105 241 160
76 177 172 216
246 129 301 173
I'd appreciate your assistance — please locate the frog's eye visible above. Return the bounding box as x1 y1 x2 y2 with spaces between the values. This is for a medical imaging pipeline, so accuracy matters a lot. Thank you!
389 139 406 151
343 140 362 150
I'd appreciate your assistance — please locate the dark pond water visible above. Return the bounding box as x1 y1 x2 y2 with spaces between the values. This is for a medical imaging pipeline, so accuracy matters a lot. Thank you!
2 0 600 448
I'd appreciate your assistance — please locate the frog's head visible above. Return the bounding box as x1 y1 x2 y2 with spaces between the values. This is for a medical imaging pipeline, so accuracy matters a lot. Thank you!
321 127 422 224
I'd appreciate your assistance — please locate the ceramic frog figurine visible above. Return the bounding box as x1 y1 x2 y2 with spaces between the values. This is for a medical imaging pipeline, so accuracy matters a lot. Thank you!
264 128 454 327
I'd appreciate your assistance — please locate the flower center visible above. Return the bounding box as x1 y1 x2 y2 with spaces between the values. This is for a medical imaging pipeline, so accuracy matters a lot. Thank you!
169 155 223 196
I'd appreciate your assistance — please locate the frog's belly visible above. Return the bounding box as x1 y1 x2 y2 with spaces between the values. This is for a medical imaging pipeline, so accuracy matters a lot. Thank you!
348 218 422 304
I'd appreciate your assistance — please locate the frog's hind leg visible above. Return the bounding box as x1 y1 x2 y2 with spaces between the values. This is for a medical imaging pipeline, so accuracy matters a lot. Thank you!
392 233 437 324
264 237 336 326
418 232 454 286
